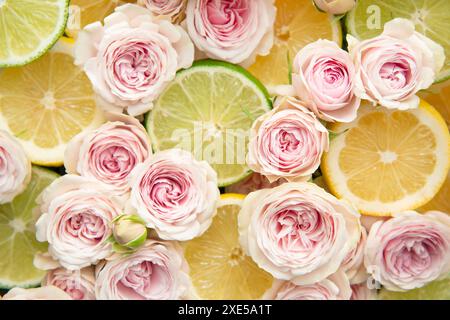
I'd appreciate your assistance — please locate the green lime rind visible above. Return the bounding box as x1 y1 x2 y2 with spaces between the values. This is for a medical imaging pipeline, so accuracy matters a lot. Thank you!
0 166 59 289
378 277 450 300
0 0 70 68
146 59 272 187
345 0 450 83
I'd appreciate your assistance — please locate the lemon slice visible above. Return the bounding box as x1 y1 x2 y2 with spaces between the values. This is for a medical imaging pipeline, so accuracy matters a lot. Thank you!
346 0 450 82
322 100 450 216
247 0 341 90
184 194 273 300
419 80 450 127
418 171 449 214
0 0 69 67
0 37 104 166
0 166 59 289
65 0 134 38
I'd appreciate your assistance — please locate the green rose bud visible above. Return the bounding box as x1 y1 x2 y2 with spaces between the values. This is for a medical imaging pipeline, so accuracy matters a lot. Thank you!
112 214 147 250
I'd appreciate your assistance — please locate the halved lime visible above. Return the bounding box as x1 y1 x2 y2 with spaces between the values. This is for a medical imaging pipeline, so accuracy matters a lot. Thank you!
0 0 70 67
378 277 450 300
146 60 272 187
0 166 59 289
346 0 450 82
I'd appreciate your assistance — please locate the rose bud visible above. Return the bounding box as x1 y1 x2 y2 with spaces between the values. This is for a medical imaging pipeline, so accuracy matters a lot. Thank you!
137 0 187 23
292 39 360 122
64 113 151 198
247 97 329 183
365 210 450 291
313 0 356 15
186 0 276 66
263 270 352 300
239 182 361 284
1 286 72 300
112 214 148 250
129 148 219 241
35 175 122 270
74 4 194 116
95 240 192 300
0 130 31 204
348 18 445 110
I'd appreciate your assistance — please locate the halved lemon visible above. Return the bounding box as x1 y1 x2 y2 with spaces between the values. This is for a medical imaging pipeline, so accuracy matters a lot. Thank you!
247 0 341 91
322 100 449 216
419 80 450 127
65 0 134 38
184 194 273 299
0 37 104 166
418 171 449 214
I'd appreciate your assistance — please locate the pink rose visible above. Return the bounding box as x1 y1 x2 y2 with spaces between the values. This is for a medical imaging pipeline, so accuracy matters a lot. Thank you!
43 267 96 300
186 0 275 66
239 182 361 284
341 228 368 284
35 175 122 270
350 283 376 300
313 0 356 15
263 270 351 300
137 0 187 22
292 40 360 122
74 4 194 116
365 210 450 291
225 172 285 194
64 113 151 198
247 97 329 183
129 149 219 241
0 130 31 204
2 286 72 300
95 240 191 300
348 18 445 110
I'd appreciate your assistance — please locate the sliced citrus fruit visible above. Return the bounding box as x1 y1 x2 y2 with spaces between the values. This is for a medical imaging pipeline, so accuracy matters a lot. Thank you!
418 171 449 214
419 80 450 127
184 194 273 300
322 100 450 216
65 0 134 38
0 166 59 289
0 0 69 67
247 0 341 90
346 0 450 82
0 37 105 166
146 60 272 187
378 277 450 300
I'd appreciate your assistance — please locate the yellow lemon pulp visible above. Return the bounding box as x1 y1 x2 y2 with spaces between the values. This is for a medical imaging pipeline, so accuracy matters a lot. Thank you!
322 100 449 216
184 194 273 299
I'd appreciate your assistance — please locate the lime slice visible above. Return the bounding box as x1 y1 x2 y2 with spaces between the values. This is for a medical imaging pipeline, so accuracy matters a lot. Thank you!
0 166 59 289
184 194 273 299
378 277 450 300
146 60 272 187
0 0 69 67
346 0 450 82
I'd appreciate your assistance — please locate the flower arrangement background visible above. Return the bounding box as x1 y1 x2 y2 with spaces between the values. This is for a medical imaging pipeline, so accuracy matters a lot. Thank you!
0 0 449 301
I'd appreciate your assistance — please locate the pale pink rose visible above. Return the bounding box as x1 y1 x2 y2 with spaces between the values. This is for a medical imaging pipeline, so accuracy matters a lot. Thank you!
350 283 377 300
64 113 151 198
35 175 123 270
263 270 352 300
0 130 31 204
138 0 187 22
129 149 219 241
74 4 194 116
2 286 72 300
42 267 96 300
365 210 450 291
341 228 368 284
314 0 356 15
95 240 191 300
292 40 360 122
186 0 275 66
247 97 329 183
239 182 361 284
225 172 285 194
348 18 445 110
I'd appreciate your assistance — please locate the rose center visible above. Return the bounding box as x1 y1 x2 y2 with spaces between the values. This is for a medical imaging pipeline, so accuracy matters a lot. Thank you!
101 146 132 173
67 212 106 243
278 129 301 153
380 62 409 89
